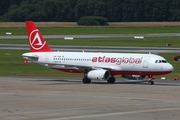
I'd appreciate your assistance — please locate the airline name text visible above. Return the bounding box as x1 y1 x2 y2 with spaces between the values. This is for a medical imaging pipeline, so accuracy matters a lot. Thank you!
92 56 143 65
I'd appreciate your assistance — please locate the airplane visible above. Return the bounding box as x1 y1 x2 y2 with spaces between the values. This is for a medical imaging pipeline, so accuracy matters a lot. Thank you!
22 21 174 85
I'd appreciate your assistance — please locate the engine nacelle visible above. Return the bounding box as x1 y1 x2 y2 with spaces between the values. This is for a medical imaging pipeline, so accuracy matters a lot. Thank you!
121 74 146 80
87 69 110 80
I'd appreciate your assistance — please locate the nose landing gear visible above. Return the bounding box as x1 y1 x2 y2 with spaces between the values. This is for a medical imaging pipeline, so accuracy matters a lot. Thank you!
148 75 155 85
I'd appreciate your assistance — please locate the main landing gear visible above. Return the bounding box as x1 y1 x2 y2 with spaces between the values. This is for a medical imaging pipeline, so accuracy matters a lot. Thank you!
82 69 91 84
148 75 155 85
82 76 116 84
107 76 116 83
82 77 91 84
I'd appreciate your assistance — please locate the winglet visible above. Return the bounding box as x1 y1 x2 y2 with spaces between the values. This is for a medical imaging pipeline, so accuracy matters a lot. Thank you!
25 21 53 52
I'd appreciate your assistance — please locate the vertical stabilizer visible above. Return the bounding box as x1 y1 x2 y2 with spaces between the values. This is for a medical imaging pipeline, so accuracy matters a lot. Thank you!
26 21 53 52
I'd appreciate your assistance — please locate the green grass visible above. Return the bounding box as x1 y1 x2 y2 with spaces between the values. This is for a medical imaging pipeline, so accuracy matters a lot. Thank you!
1 37 180 47
1 26 180 35
0 49 179 79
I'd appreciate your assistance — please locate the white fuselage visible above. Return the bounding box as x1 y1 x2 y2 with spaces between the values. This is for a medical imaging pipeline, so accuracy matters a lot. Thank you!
22 51 174 76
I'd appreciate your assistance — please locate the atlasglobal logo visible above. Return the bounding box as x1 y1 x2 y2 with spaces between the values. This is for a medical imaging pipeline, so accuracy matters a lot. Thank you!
92 56 143 65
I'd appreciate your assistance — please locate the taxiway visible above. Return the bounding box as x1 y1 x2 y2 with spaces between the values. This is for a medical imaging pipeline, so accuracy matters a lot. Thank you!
0 76 180 120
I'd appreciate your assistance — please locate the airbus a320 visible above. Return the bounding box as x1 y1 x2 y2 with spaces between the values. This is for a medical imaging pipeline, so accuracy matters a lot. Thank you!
22 21 174 85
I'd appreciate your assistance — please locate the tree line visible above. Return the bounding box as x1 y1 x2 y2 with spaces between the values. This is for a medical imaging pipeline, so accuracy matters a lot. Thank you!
0 0 180 22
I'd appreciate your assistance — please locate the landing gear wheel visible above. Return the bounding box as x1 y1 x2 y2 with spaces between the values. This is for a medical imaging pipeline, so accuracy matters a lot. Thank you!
83 77 91 84
107 77 116 84
148 80 154 85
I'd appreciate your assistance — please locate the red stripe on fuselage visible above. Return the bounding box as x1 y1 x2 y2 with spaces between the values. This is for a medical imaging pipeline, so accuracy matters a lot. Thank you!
53 68 172 75
109 70 172 75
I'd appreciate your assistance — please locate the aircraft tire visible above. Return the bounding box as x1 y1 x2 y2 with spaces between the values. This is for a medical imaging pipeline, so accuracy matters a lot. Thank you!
107 77 116 83
148 80 154 85
83 77 91 84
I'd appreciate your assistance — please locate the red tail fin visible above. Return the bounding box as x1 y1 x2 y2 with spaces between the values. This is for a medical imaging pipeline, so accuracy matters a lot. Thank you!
26 21 53 52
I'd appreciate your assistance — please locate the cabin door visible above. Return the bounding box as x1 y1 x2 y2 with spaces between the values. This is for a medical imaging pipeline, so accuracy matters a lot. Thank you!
143 57 149 68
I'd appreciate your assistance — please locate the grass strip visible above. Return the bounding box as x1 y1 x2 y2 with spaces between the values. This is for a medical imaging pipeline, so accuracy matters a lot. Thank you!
0 37 180 47
1 27 180 35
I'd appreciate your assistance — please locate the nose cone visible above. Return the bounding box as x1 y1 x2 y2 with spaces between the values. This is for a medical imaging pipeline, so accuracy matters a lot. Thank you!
166 63 174 73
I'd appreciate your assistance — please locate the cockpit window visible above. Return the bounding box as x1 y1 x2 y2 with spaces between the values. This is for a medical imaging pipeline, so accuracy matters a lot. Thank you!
161 60 167 63
155 60 167 63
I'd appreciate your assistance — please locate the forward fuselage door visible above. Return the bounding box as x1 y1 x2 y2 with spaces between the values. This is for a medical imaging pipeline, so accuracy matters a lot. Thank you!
143 57 149 68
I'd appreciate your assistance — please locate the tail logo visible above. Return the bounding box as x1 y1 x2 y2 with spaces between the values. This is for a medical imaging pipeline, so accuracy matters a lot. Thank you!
29 29 46 50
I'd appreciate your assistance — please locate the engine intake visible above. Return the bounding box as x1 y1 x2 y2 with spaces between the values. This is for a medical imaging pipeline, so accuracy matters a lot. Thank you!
87 69 110 80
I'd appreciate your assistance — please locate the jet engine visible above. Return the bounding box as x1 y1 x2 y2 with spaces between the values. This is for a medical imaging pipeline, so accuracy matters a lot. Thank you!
87 69 110 80
121 75 146 80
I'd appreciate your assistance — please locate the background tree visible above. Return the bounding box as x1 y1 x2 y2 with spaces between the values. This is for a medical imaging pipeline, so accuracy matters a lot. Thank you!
0 0 10 15
169 0 180 21
107 0 123 22
1 0 180 22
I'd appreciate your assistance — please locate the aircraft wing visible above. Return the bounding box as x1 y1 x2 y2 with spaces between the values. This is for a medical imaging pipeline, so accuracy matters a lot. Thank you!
46 63 122 71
